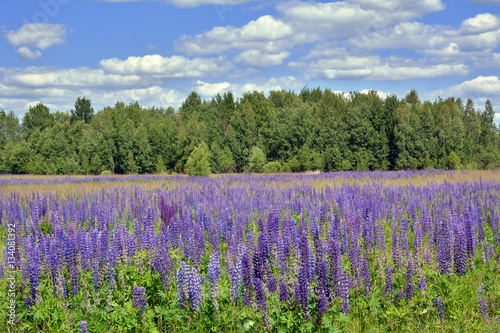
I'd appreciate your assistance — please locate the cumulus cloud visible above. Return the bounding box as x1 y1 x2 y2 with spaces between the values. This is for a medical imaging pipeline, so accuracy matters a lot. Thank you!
1 67 143 88
99 54 230 78
193 76 304 97
3 23 67 60
434 76 500 121
348 14 500 62
289 53 469 80
0 83 186 115
175 15 297 56
194 80 232 96
460 13 500 33
234 50 290 68
440 76 500 97
17 46 43 60
277 0 444 39
97 86 185 107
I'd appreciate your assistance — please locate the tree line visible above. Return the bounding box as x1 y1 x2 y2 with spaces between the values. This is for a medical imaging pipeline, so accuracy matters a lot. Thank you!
0 88 498 175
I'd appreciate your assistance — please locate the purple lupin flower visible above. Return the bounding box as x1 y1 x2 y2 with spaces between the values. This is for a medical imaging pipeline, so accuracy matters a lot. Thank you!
479 283 487 318
361 254 371 296
177 261 203 312
434 297 444 323
297 266 309 319
176 262 187 309
454 222 467 275
384 265 393 301
417 275 427 291
132 284 147 316
71 265 79 299
405 259 414 300
226 250 242 302
207 252 221 289
338 267 350 315
315 289 328 325
207 252 221 311
241 251 253 307
254 277 267 315
79 320 88 333
279 280 288 302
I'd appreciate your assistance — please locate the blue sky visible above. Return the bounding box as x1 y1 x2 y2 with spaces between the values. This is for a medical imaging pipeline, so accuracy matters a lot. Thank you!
1 0 499 122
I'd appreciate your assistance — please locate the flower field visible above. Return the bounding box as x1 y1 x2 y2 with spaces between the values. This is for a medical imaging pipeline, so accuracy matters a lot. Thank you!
1 171 500 332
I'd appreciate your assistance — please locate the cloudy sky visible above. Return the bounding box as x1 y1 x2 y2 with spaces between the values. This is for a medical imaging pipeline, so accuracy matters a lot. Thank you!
1 0 499 121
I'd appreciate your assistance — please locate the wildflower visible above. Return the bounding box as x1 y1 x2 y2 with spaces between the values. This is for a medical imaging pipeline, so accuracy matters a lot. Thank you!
79 321 88 333
132 284 147 316
434 297 444 323
479 283 487 318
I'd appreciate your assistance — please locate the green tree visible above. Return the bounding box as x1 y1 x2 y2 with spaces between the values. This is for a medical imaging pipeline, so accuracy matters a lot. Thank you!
71 97 94 123
91 153 103 175
219 147 235 173
247 146 266 172
126 151 138 174
263 161 282 173
184 143 211 176
155 155 166 173
0 110 22 147
22 103 55 138
323 147 342 171
447 151 461 170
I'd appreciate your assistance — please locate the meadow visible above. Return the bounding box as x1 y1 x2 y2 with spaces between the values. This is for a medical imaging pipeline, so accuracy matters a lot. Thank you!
0 170 499 332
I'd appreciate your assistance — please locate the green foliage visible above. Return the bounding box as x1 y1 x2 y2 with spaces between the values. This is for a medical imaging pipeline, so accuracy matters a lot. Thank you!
155 155 166 173
247 146 266 173
2 89 500 175
91 153 104 175
71 96 94 123
22 103 55 138
126 151 138 174
184 143 211 176
281 162 291 173
263 161 282 173
219 147 235 173
341 159 353 171
0 109 21 148
447 151 462 170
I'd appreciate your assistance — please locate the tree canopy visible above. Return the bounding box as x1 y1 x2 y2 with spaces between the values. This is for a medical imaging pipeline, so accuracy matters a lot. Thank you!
0 90 499 175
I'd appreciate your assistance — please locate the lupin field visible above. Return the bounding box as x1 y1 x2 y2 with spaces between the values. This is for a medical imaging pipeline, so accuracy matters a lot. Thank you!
1 170 500 332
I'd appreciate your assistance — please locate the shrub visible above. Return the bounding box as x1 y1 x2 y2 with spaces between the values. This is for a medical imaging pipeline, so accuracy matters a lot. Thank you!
185 143 211 176
263 161 282 173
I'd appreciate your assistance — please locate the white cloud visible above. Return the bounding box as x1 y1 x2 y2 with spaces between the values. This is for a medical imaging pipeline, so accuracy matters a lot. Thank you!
3 23 67 59
461 13 500 33
4 23 67 49
17 46 42 60
358 89 391 99
277 0 444 39
474 53 500 67
234 50 290 68
434 76 500 121
194 76 304 98
194 80 232 96
1 67 142 88
0 85 186 115
175 15 296 56
289 53 469 80
349 15 500 62
97 86 185 107
440 76 500 97
99 54 230 78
